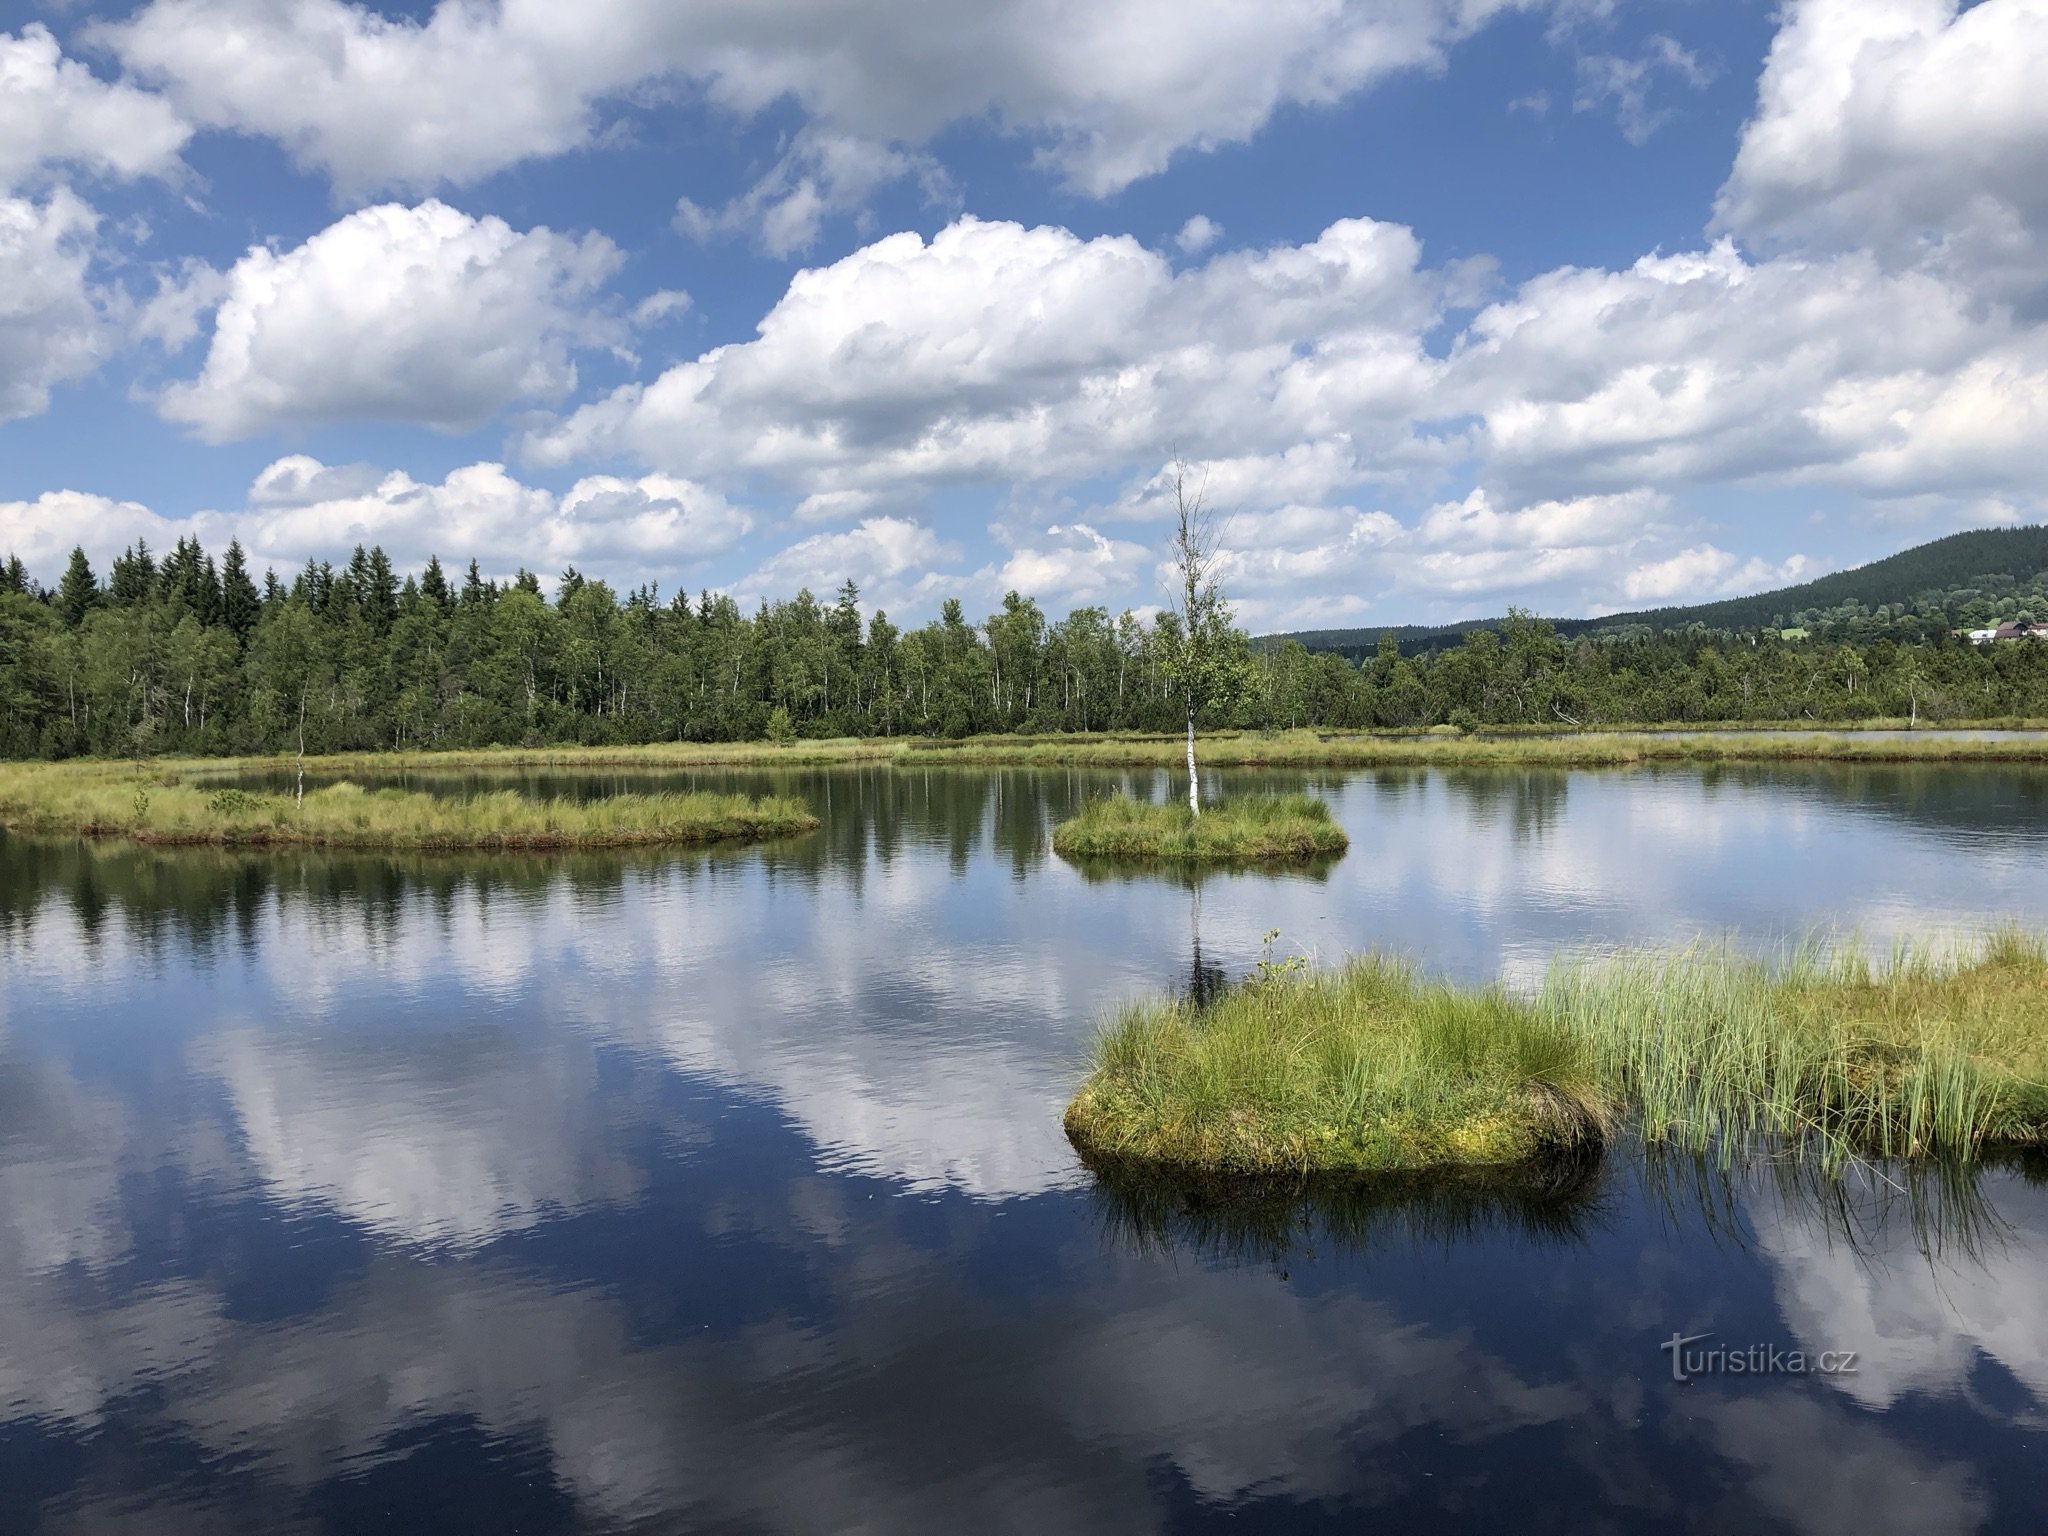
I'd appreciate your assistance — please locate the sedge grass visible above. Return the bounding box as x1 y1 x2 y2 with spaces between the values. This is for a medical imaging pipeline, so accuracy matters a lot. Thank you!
1544 929 2048 1168
1069 930 2048 1178
1051 792 1349 863
0 762 817 850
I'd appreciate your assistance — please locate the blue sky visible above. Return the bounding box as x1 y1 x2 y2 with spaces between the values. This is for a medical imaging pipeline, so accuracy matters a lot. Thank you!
4 0 2045 630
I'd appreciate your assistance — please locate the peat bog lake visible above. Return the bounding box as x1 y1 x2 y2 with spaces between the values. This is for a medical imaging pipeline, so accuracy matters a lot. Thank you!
3 760 2047 1532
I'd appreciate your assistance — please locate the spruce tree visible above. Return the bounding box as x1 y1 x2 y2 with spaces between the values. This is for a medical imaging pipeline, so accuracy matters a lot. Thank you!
109 540 155 606
199 553 223 625
365 546 398 632
57 547 98 627
221 540 262 642
421 555 452 614
343 545 373 614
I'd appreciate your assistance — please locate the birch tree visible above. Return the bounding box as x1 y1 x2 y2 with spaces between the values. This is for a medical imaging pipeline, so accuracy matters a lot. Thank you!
1156 460 1243 816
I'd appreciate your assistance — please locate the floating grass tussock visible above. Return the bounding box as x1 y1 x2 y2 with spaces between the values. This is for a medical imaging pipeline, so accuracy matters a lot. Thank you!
1068 931 2048 1177
0 764 817 850
1065 956 1614 1175
1051 793 1349 862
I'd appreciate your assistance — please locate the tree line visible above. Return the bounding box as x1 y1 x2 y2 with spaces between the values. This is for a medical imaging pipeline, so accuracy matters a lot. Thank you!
3 538 2048 760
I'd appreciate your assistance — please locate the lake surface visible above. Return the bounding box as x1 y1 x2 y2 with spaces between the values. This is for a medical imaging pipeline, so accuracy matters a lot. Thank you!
2 763 2045 1532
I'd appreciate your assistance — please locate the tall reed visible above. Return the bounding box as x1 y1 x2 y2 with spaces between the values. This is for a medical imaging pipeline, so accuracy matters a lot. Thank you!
1540 929 2048 1166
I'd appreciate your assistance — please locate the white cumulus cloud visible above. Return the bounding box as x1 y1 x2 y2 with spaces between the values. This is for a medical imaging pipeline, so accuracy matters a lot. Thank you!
0 488 170 573
1620 544 1813 605
0 25 189 193
1173 214 1222 254
1717 0 2048 305
159 200 627 441
96 0 1540 204
991 523 1149 605
739 517 957 609
1446 241 2002 501
2 459 752 593
0 191 113 424
527 214 1445 496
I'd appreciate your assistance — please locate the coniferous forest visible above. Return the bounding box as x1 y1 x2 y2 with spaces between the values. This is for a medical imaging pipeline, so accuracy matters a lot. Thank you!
4 537 2048 760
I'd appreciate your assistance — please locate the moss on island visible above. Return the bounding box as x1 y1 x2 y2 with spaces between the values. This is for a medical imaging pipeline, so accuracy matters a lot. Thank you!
1051 793 1349 863
0 764 818 851
1065 932 2048 1178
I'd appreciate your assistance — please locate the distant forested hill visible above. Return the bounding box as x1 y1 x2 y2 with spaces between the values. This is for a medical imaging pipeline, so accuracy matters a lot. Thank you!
1265 525 2048 657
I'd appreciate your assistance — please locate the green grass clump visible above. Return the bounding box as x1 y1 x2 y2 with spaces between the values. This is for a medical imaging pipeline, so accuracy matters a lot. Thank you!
1065 957 1613 1175
1542 929 2048 1166
0 763 817 850
1068 931 2048 1179
1051 792 1349 863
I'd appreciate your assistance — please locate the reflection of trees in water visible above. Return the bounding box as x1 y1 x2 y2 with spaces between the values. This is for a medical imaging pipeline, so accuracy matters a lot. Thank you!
1684 762 2048 848
12 761 2042 959
0 837 689 959
1366 767 1428 806
1084 1150 1612 1271
1184 882 1229 1007
1438 769 1571 843
0 768 1025 950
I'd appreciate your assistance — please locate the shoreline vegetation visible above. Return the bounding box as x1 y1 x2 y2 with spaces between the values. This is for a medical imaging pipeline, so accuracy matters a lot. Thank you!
6 725 2045 847
1064 932 2048 1178
1051 793 1349 863
904 726 2048 768
12 722 2048 782
0 761 817 850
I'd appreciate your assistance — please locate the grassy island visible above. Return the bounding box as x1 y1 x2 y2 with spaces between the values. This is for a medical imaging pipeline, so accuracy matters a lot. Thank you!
0 762 817 850
1065 932 2048 1177
1067 957 1614 1174
1051 793 1349 863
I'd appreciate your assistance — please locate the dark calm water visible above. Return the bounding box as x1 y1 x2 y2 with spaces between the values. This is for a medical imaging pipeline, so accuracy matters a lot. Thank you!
3 763 2046 1533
